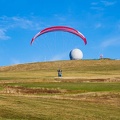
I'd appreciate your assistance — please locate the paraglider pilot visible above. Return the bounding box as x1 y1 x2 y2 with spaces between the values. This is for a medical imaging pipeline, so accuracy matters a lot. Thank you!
57 69 62 77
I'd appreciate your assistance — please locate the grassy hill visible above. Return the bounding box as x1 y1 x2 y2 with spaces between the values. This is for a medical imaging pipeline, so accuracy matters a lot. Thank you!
0 59 120 82
1 59 120 72
0 60 120 120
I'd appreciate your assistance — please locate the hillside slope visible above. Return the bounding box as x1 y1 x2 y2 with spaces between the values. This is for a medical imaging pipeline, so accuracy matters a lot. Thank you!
0 59 120 72
0 59 120 82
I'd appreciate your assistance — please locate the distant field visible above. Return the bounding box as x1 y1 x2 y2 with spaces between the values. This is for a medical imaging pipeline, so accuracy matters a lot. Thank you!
0 60 120 120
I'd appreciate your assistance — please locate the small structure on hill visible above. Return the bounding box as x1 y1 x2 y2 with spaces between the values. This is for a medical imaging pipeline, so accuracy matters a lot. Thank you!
100 54 103 59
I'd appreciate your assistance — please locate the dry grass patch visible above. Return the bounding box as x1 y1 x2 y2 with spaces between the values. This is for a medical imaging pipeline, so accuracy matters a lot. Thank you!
2 86 64 94
0 94 120 120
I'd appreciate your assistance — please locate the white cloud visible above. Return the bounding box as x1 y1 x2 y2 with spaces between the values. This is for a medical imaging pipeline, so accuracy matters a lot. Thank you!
11 17 33 29
0 29 10 40
101 37 120 48
0 16 43 40
0 16 42 30
91 0 116 11
101 0 116 6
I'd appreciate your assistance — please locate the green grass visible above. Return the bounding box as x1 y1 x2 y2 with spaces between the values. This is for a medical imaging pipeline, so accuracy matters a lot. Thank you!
0 60 120 120
9 82 120 92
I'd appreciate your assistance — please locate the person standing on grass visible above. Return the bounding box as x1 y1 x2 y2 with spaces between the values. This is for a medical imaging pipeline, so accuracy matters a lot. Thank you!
57 69 62 77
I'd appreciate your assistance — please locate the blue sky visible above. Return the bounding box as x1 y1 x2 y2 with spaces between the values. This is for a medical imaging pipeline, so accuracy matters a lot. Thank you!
0 0 120 66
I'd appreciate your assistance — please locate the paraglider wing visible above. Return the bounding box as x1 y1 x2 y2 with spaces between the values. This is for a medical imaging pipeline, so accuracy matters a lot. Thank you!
31 26 87 45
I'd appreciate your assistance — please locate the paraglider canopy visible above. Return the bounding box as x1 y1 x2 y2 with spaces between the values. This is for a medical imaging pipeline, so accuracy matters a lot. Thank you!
30 26 87 45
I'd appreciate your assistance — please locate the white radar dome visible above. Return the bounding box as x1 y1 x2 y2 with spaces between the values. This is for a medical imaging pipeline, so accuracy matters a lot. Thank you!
69 48 83 60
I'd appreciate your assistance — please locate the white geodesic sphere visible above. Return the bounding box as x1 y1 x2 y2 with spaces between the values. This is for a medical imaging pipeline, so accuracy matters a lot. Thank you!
69 48 83 60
